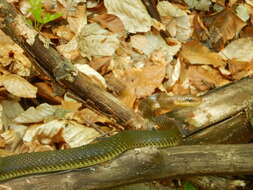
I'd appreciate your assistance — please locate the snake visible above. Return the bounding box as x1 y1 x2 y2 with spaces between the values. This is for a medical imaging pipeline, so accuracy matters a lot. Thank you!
0 93 200 182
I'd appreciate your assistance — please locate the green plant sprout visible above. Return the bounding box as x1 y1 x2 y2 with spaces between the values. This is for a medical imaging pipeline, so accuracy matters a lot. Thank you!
28 0 62 31
184 182 198 190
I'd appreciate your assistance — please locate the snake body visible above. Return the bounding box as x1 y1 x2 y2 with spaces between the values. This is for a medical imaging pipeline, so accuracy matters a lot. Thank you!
0 93 199 181
0 129 182 181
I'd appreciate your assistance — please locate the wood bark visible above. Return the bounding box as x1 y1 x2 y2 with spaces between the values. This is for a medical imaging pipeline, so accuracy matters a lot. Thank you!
167 77 253 136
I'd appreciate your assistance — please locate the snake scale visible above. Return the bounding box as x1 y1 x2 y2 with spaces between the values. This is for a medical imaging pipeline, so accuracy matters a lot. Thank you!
0 94 199 181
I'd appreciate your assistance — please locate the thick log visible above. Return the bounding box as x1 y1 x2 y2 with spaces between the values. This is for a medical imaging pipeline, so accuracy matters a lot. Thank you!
0 144 253 190
167 77 253 136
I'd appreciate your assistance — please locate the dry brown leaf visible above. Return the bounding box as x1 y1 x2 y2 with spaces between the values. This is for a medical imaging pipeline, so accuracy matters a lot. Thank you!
62 121 100 148
104 0 163 33
245 3 253 25
0 74 37 98
130 32 181 63
113 63 167 107
22 119 100 148
174 15 194 42
14 103 57 124
23 120 65 143
157 1 193 42
15 141 54 154
186 65 230 91
240 26 253 38
74 63 107 88
52 25 74 41
0 149 13 157
1 100 24 127
228 59 253 79
19 0 31 16
67 4 87 35
0 30 31 76
91 14 125 33
164 58 181 89
34 82 63 104
219 37 253 62
89 56 112 74
0 129 23 151
192 14 210 41
78 23 120 58
73 108 112 125
204 8 246 50
57 39 80 60
0 104 3 132
61 100 82 112
180 41 226 67
158 1 186 17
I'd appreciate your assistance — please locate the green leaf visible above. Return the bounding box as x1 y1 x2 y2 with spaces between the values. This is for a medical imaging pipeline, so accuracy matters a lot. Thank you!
30 7 43 23
184 182 197 190
41 12 62 24
26 18 33 26
29 0 43 23
28 0 62 30
29 0 43 8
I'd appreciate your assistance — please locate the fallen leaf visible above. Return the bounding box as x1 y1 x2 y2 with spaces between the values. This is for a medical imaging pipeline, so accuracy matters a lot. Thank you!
204 8 246 50
78 23 120 58
52 25 75 41
74 63 107 88
104 0 163 33
34 82 63 104
184 0 211 11
114 63 167 100
57 38 80 60
130 32 181 63
180 41 226 67
157 1 186 17
228 59 253 79
236 4 250 22
73 108 112 125
62 121 100 148
23 120 65 143
186 65 230 91
1 100 24 127
67 4 87 35
91 14 125 33
0 129 22 151
15 141 54 154
157 2 193 42
0 74 37 98
219 37 253 62
0 30 31 76
14 103 57 124
164 58 181 88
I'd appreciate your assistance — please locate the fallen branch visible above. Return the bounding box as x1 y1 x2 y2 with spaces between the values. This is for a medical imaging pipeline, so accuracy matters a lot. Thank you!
0 0 146 130
1 144 253 190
